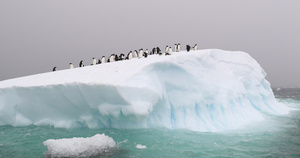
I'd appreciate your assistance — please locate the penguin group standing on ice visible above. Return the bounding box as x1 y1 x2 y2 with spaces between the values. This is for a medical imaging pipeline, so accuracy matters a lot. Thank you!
52 43 198 71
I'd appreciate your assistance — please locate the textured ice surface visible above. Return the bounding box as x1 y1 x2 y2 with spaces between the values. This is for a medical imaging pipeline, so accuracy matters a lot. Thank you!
43 134 115 157
0 49 291 131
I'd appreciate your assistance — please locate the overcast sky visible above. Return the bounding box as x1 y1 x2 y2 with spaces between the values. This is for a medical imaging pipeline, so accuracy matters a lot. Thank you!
0 0 299 87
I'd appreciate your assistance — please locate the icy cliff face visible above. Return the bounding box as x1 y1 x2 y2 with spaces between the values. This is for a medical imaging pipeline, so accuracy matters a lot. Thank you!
0 49 290 131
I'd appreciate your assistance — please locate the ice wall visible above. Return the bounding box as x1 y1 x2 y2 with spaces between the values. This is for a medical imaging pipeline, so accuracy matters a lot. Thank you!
0 49 290 131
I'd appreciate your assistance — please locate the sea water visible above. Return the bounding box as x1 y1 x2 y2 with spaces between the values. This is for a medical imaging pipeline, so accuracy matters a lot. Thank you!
0 88 300 158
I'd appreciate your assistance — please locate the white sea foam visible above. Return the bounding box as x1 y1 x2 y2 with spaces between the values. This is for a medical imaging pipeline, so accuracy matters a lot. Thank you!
43 134 116 157
0 49 291 131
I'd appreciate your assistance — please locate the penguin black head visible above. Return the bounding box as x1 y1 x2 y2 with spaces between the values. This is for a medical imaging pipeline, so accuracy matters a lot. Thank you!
52 67 57 71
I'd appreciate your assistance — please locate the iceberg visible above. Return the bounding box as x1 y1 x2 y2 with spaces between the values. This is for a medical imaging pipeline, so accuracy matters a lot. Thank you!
0 49 290 131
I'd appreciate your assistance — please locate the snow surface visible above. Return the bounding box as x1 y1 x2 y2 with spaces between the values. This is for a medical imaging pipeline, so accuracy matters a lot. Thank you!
43 134 115 157
0 49 291 131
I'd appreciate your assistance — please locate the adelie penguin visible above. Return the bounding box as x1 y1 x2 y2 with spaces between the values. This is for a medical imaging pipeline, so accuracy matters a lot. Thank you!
107 54 115 62
165 45 169 54
186 45 191 52
101 56 106 64
114 54 119 61
69 63 74 69
174 44 178 52
119 54 125 60
97 59 101 64
143 52 148 58
157 47 162 55
138 49 144 58
92 57 97 65
152 47 157 55
193 44 198 50
166 47 173 55
177 43 181 52
111 54 116 62
134 50 138 58
52 67 57 71
79 60 84 67
126 51 133 60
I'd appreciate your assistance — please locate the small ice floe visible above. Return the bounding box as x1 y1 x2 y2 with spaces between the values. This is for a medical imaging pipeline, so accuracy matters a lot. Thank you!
136 144 147 149
276 88 281 91
43 134 116 157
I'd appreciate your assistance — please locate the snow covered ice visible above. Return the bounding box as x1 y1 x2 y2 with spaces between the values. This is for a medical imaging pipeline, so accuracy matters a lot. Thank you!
0 49 291 131
43 134 116 157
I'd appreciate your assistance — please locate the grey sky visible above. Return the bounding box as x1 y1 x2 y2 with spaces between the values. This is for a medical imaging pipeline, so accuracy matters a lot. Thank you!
0 0 299 87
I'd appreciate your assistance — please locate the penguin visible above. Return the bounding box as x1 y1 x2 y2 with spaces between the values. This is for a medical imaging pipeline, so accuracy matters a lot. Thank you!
109 54 116 62
145 49 149 55
186 45 191 52
101 56 106 64
165 45 169 54
166 47 173 55
108 54 115 62
119 54 125 60
114 54 119 61
69 63 74 69
157 47 162 55
193 44 198 50
149 50 153 55
126 51 133 60
138 49 144 58
157 47 161 53
97 59 101 64
177 43 181 52
79 60 84 67
169 47 173 54
134 50 138 58
152 47 157 55
174 44 178 52
143 52 148 58
52 67 57 71
92 57 97 65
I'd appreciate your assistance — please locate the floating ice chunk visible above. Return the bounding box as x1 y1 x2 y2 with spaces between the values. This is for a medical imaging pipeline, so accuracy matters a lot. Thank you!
136 144 147 149
43 134 116 157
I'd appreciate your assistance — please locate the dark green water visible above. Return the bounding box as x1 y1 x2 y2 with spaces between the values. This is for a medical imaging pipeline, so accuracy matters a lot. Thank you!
0 89 300 158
